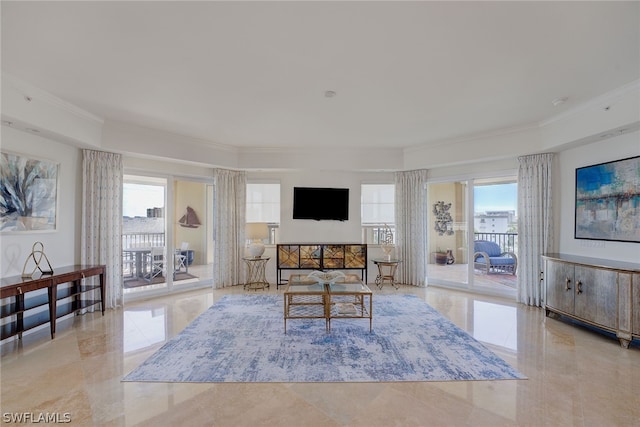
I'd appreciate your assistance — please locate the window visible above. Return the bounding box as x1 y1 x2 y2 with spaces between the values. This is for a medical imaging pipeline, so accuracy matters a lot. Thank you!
246 183 280 244
361 184 395 244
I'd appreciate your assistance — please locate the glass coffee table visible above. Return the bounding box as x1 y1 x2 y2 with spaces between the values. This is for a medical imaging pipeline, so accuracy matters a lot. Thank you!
283 279 328 333
283 274 373 333
326 281 373 332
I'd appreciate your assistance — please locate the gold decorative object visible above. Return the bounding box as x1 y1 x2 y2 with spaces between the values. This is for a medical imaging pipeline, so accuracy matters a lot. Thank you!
21 241 54 278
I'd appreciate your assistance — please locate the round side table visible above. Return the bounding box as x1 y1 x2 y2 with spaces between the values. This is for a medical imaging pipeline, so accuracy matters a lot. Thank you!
372 259 402 289
243 256 270 291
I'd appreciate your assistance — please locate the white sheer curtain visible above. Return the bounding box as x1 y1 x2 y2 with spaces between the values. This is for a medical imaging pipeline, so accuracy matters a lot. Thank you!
213 168 246 288
517 153 554 306
394 169 428 287
81 149 123 310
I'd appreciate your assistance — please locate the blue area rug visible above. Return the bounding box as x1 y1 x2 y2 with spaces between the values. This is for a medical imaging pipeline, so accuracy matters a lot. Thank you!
123 294 526 383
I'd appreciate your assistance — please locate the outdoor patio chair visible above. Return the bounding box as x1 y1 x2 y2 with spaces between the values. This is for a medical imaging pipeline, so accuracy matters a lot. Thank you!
473 240 517 275
174 242 189 276
146 246 166 282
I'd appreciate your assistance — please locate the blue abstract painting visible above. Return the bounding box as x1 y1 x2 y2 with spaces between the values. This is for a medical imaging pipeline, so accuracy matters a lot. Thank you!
0 152 58 232
575 156 639 242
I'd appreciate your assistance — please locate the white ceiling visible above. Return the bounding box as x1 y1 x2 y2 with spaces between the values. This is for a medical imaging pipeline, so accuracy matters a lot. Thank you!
2 1 639 151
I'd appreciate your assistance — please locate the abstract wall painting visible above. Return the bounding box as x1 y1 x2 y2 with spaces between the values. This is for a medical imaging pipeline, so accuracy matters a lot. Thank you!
1 152 58 232
575 156 639 243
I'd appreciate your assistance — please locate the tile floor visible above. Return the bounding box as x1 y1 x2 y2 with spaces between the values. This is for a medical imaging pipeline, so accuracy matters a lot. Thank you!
1 284 639 426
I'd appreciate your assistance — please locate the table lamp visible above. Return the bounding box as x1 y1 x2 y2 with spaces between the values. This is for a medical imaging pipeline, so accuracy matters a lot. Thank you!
246 222 268 257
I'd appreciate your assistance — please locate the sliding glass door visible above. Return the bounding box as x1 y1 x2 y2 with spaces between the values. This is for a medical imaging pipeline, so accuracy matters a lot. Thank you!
472 178 518 294
426 175 517 298
123 174 213 300
122 175 168 294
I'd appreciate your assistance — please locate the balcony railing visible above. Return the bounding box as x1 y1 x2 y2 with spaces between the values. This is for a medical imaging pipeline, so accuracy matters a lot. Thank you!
363 225 396 245
122 232 165 249
474 232 518 254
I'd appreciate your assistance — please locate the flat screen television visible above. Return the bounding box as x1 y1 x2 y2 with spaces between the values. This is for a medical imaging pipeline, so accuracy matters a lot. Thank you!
293 187 349 221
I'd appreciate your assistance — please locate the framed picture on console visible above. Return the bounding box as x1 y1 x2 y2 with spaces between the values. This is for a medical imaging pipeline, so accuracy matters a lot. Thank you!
1 151 59 233
575 155 639 243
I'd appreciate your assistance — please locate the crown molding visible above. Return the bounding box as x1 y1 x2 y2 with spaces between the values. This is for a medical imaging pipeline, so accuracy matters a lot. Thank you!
2 72 104 125
238 145 400 155
403 122 539 154
104 119 240 154
404 79 640 156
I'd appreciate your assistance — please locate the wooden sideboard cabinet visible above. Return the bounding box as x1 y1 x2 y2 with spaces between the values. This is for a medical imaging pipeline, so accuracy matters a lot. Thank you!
277 243 367 288
542 254 640 348
0 265 105 341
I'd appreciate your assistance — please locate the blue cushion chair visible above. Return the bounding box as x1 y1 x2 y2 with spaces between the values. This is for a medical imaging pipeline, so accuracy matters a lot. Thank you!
473 240 517 275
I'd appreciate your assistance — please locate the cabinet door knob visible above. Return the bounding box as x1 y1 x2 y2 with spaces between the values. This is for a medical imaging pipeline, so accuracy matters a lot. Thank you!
576 281 583 294
565 277 572 291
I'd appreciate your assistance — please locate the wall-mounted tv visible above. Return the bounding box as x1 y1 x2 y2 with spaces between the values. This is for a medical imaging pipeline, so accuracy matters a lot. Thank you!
293 187 349 221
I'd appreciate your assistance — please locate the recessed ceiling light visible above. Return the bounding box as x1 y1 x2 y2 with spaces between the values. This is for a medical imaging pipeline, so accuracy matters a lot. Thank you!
551 97 568 107
324 90 336 98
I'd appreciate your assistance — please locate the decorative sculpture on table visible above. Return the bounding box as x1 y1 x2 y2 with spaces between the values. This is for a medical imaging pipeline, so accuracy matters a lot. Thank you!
380 223 395 260
21 241 54 278
307 270 346 284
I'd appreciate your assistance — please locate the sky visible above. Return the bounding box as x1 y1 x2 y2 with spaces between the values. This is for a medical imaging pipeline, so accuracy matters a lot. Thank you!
123 183 164 217
474 183 517 214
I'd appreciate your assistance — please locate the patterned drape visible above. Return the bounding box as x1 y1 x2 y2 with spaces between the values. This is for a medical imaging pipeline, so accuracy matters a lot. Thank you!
394 169 428 287
517 153 554 306
213 168 246 288
81 149 123 310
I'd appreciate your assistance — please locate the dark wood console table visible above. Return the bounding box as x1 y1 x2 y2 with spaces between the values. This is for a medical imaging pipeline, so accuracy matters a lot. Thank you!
276 243 367 289
0 264 105 341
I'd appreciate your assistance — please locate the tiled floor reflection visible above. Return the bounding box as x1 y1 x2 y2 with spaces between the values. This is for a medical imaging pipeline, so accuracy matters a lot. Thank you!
472 301 518 351
1 284 639 426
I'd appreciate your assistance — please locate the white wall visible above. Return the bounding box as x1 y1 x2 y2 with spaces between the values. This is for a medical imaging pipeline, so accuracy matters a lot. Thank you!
2 75 639 283
3 125 636 282
556 130 640 263
249 170 394 244
0 126 80 277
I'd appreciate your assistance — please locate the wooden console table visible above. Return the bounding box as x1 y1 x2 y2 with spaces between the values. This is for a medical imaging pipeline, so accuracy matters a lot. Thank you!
0 264 105 341
276 243 367 288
